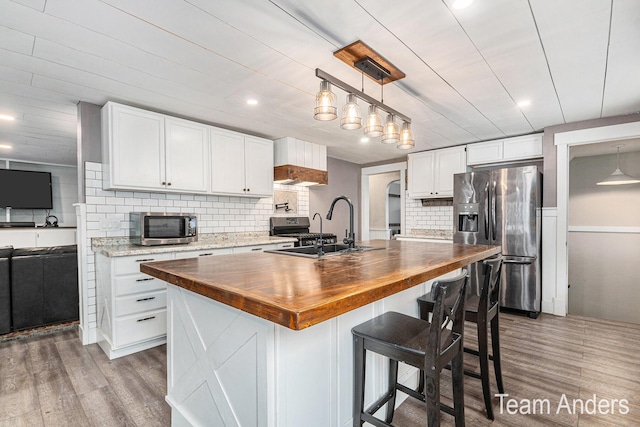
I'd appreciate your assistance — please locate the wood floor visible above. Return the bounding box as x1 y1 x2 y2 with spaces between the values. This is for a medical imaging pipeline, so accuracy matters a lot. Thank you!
1 312 639 426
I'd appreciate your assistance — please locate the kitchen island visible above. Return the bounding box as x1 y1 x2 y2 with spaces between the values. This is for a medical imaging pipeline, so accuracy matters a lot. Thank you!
142 240 500 427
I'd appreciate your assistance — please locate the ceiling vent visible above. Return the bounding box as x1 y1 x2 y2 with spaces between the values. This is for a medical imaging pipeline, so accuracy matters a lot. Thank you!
274 138 328 186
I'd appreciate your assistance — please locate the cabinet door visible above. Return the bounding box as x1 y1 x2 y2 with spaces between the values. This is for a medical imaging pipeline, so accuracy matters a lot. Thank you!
502 134 543 161
104 103 165 191
408 151 435 199
165 117 209 193
434 147 467 197
244 136 274 197
466 140 503 166
210 129 246 195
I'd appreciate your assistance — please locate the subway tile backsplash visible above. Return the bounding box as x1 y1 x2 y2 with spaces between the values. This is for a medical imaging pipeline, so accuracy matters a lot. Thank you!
405 194 453 234
83 162 309 239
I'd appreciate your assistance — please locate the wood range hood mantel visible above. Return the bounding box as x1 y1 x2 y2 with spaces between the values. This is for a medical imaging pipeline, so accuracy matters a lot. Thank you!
274 164 328 186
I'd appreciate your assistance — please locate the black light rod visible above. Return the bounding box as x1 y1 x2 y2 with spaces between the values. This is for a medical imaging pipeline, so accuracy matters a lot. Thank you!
315 68 411 124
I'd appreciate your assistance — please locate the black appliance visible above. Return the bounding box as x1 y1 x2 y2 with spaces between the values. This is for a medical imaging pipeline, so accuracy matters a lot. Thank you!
269 216 337 247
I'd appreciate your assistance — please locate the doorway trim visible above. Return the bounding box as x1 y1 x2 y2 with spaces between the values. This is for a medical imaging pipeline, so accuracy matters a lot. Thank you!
361 162 407 241
555 120 640 316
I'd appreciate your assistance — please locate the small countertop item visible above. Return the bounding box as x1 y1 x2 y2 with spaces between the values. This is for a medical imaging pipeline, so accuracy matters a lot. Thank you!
141 240 500 330
91 232 297 257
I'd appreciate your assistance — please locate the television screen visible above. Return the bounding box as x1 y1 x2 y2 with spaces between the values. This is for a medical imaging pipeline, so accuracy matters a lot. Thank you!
0 169 53 209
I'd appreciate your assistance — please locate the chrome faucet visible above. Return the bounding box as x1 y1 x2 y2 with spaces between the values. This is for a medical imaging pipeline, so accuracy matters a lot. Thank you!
326 195 355 249
312 212 324 257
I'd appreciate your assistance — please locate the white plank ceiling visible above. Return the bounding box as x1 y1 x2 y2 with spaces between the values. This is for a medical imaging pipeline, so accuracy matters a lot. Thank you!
0 0 638 166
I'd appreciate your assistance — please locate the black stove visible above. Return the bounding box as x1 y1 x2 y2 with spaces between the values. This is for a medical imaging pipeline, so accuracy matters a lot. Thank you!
270 217 337 247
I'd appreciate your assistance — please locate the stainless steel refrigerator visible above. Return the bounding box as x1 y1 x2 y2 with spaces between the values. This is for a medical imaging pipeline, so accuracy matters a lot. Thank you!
453 165 542 318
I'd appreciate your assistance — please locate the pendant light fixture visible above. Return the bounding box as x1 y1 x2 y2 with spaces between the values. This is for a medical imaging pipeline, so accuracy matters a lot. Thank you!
597 144 640 186
313 80 337 121
340 94 362 130
364 105 383 137
397 121 415 149
313 41 413 149
382 114 399 144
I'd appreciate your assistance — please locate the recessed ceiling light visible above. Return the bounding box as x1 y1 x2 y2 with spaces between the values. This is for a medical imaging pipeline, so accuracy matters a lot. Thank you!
246 99 258 106
360 137 370 143
517 100 531 108
451 0 475 10
0 144 12 149
0 114 15 121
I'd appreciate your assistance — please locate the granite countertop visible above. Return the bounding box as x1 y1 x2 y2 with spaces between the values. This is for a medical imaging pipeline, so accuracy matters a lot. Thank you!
91 232 297 257
394 229 453 240
141 240 501 330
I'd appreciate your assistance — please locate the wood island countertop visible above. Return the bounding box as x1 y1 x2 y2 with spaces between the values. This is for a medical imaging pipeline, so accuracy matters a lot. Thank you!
141 240 501 330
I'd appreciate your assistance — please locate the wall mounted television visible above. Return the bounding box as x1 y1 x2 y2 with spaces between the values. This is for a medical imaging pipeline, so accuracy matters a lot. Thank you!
0 169 53 209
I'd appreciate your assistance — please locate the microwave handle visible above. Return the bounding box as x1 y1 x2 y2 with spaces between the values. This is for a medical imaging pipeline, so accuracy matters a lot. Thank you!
185 217 190 234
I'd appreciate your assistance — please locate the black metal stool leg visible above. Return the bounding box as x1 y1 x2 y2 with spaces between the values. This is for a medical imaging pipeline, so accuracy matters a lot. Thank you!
491 314 505 394
353 336 366 426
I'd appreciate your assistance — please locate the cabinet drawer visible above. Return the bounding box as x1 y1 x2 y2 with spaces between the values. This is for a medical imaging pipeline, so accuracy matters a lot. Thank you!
115 274 166 296
114 309 166 348
115 290 167 317
113 253 173 276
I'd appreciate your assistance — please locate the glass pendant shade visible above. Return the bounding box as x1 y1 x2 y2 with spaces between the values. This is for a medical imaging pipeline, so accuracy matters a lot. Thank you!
364 105 383 137
597 146 640 185
381 114 399 144
340 94 362 130
397 121 415 149
313 80 337 121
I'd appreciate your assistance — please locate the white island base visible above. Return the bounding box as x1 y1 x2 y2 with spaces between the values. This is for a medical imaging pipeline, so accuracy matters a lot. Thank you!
165 270 458 427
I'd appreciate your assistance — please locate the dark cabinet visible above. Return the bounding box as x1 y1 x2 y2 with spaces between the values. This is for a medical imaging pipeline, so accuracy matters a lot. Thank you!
10 246 79 331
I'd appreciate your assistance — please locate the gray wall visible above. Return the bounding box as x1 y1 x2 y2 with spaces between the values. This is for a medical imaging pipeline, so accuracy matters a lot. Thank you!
542 112 640 207
77 101 102 203
568 151 640 324
309 157 361 240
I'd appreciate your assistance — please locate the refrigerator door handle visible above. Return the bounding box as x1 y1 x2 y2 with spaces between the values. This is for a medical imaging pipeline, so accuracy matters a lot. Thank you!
503 257 535 265
484 182 490 239
492 180 497 241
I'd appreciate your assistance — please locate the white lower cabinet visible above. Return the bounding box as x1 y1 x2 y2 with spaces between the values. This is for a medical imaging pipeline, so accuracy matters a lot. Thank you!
96 243 287 359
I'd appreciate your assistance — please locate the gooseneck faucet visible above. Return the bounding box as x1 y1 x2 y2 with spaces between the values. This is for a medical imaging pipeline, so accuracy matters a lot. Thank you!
312 212 324 257
326 195 355 249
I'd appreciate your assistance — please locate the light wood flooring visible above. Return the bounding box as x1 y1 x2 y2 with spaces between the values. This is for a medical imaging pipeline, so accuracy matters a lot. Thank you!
1 312 639 426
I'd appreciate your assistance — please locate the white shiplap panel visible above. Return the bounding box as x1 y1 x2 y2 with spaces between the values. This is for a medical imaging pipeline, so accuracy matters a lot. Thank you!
454 0 565 131
530 0 610 123
602 0 640 117
0 25 35 55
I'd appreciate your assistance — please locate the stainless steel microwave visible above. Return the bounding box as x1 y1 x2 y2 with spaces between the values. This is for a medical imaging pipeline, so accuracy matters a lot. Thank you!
130 212 197 246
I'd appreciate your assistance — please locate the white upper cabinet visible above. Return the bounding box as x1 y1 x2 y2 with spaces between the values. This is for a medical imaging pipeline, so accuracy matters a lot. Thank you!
102 102 208 193
210 130 273 198
102 102 165 191
164 117 209 193
466 133 543 166
408 146 466 199
102 102 273 198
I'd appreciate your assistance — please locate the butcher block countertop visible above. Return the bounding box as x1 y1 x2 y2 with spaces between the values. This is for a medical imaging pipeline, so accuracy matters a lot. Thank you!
141 240 501 330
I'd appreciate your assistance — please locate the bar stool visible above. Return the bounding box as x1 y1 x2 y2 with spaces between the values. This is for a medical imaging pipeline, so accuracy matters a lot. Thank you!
417 257 503 420
352 271 468 427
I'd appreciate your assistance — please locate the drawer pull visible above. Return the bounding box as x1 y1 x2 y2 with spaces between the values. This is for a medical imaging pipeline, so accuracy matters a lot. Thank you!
251 248 262 251
136 296 156 302
137 316 156 323
135 277 154 282
135 258 155 263
199 253 214 257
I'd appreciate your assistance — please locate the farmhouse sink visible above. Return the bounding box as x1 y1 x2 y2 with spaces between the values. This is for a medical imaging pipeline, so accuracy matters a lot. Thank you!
265 244 383 259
